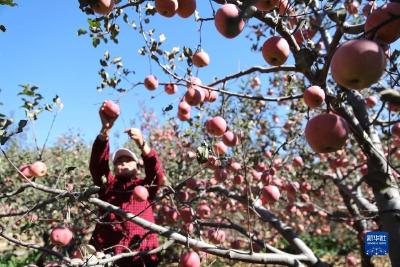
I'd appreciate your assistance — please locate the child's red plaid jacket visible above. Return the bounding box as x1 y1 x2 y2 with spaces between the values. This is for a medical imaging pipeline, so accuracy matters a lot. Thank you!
89 136 165 266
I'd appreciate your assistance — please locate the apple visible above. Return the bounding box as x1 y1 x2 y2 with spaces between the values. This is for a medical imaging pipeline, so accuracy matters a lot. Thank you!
91 0 114 15
144 75 159 90
178 111 191 121
303 86 325 108
155 0 178 17
30 161 48 177
330 39 386 90
192 50 210 67
179 251 200 267
365 2 400 44
132 185 149 202
305 113 349 153
222 131 239 147
102 100 120 118
205 116 227 136
19 164 33 179
292 156 304 168
250 76 261 89
233 174 244 185
262 36 290 66
262 185 281 202
184 88 205 106
214 141 227 155
206 90 218 102
50 227 73 246
165 83 178 94
214 4 245 39
180 207 193 222
392 123 400 136
178 101 191 115
197 203 211 219
177 0 196 18
208 229 226 243
365 95 377 108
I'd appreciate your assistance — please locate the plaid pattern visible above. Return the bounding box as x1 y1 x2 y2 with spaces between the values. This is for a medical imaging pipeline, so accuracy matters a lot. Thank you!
89 137 164 266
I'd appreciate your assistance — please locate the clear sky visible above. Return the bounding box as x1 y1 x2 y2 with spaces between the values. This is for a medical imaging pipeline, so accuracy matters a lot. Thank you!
0 1 274 151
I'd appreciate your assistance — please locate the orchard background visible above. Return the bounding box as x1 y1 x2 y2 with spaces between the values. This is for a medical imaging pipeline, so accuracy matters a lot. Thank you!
1 0 400 266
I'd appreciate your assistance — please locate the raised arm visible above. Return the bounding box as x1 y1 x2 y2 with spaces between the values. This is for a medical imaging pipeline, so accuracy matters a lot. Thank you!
89 133 112 187
125 128 167 198
89 101 119 186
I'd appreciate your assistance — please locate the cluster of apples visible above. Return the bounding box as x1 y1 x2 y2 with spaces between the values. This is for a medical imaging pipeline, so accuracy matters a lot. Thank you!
204 116 240 155
155 0 196 18
19 161 48 179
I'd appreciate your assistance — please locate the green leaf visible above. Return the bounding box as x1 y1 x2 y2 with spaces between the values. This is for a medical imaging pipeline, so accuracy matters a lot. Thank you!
162 104 173 113
0 135 9 145
100 59 108 67
77 28 87 36
0 0 17 6
92 37 100 48
196 142 209 164
17 120 28 133
87 18 101 28
45 104 53 112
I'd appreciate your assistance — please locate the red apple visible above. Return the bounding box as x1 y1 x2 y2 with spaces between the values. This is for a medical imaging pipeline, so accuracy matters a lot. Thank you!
208 229 226 243
30 161 47 177
179 251 200 267
303 86 325 108
165 83 178 95
262 185 281 202
155 0 178 17
305 113 349 153
365 95 378 108
330 39 386 90
262 36 290 66
206 116 227 136
184 88 204 106
178 111 191 121
177 0 196 18
392 123 400 136
144 75 159 90
292 156 304 168
206 90 218 102
192 50 210 67
178 101 191 114
214 4 245 39
197 204 211 219
132 186 149 202
91 0 114 15
180 207 193 222
222 131 239 147
214 141 227 155
102 100 120 118
365 2 400 44
19 164 33 179
50 227 73 246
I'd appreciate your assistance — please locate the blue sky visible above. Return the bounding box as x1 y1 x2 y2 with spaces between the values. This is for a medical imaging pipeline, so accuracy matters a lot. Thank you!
0 1 275 150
